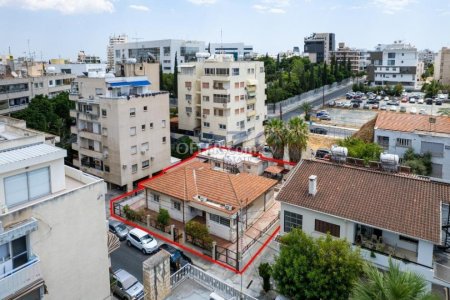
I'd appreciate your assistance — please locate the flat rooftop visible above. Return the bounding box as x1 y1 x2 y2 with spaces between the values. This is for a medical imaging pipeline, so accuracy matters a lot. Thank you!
198 147 261 165
166 279 212 300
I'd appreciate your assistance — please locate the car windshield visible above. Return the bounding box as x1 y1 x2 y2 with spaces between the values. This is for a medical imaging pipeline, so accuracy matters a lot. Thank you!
122 275 138 290
116 224 126 231
141 234 154 244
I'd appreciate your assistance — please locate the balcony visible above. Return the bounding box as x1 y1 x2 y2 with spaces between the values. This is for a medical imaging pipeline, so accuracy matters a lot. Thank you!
79 146 103 160
69 110 77 118
0 257 43 300
246 98 257 105
70 125 77 135
80 165 104 177
247 110 256 118
71 142 79 151
78 130 102 142
74 111 100 121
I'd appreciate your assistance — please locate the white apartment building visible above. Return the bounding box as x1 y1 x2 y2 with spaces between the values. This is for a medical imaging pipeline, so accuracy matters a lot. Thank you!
50 63 108 77
114 39 206 73
418 49 436 65
367 41 418 89
434 47 450 86
0 117 111 299
70 74 171 191
374 112 450 181
177 54 267 147
107 34 128 70
208 43 254 60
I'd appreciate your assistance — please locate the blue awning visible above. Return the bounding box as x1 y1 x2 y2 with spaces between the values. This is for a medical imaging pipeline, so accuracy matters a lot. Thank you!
109 80 151 87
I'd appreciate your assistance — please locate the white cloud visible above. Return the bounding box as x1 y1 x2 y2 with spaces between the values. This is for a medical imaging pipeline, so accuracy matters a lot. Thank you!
372 0 415 14
129 4 150 11
253 0 290 14
0 0 114 14
187 0 217 5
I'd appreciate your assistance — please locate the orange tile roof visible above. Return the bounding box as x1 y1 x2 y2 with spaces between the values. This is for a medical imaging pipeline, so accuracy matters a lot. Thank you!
375 112 450 134
142 161 277 215
277 159 450 244
265 165 284 174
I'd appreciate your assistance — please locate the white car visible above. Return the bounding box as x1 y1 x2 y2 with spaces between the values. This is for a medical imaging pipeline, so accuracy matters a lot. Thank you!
376 96 382 101
409 97 416 103
126 228 158 254
384 96 389 101
417 98 424 104
389 106 397 112
335 101 344 107
343 102 352 108
419 108 427 115
410 107 417 114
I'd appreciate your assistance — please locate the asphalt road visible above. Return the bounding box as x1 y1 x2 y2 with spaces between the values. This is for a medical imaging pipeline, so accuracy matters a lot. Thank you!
110 240 151 282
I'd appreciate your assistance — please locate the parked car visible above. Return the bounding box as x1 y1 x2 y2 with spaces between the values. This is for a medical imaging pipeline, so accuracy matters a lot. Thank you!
436 99 443 105
310 127 328 135
111 269 144 300
410 107 417 114
315 148 331 159
109 220 129 241
371 103 379 109
343 102 352 108
352 103 360 109
157 244 193 272
316 110 329 117
363 104 370 109
426 98 433 105
401 97 408 103
327 100 336 107
380 104 387 110
318 114 331 120
126 228 158 254
336 101 344 107
408 97 416 103
389 105 397 112
387 100 399 106
417 98 424 104
419 108 427 115
376 95 382 101
399 106 406 113
384 96 390 101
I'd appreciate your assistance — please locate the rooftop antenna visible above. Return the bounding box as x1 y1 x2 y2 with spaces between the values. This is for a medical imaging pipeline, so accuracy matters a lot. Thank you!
220 28 224 54
132 31 143 44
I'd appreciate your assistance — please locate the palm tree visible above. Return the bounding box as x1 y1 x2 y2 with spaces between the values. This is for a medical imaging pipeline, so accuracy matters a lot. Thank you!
438 108 450 117
287 117 309 163
300 102 313 121
264 118 287 160
352 260 439 300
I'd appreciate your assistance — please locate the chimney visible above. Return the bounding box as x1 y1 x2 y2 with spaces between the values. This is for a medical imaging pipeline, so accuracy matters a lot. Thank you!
309 175 317 196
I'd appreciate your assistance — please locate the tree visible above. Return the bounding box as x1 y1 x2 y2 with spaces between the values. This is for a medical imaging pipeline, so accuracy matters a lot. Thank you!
438 108 450 116
172 136 198 160
393 83 404 96
272 229 363 300
421 80 440 97
351 260 439 300
287 117 309 163
337 137 382 163
258 262 272 292
300 102 313 121
173 51 178 98
157 208 170 226
264 118 287 160
402 148 432 176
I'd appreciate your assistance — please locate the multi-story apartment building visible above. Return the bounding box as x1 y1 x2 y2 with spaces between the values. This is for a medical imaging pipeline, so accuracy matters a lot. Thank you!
418 49 436 65
50 63 108 77
330 42 361 73
434 47 450 86
208 43 254 61
366 41 418 89
77 51 101 64
0 72 75 115
177 54 267 147
70 72 171 191
107 34 128 70
304 33 336 63
114 39 206 73
0 117 111 299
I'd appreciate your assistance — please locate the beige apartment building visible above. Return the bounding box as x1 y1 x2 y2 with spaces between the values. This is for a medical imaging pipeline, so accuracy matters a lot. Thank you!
177 54 267 147
0 117 111 300
330 42 362 74
434 47 450 86
70 67 170 191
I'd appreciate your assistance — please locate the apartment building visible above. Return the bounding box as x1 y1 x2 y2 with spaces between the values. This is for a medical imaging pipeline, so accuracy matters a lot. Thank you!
177 54 267 147
77 51 101 64
0 117 111 299
70 73 171 191
367 41 418 89
277 159 450 290
418 49 436 65
374 112 450 181
208 43 254 61
114 39 206 73
304 33 336 63
50 63 108 77
434 47 450 86
107 34 128 70
330 42 361 73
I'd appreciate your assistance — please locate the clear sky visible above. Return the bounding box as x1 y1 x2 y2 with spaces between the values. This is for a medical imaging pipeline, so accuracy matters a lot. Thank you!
1 0 449 61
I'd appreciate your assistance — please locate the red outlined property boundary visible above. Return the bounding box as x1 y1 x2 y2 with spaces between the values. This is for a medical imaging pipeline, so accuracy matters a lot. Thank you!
109 146 293 274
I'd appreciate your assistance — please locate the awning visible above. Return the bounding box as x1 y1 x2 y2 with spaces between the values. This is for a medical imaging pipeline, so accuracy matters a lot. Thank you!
181 64 195 68
109 80 151 87
265 165 284 174
247 79 258 85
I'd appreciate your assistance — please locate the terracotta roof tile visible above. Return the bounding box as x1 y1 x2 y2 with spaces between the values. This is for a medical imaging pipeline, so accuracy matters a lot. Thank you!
375 112 450 134
276 160 450 244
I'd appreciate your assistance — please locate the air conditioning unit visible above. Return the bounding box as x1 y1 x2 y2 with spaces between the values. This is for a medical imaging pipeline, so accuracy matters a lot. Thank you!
203 114 207 118
122 164 127 169
141 150 146 154
188 100 191 104
187 112 191 116
224 204 233 211
150 156 154 161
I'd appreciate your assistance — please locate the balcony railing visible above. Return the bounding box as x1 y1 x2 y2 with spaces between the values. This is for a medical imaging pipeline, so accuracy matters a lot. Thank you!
0 257 42 300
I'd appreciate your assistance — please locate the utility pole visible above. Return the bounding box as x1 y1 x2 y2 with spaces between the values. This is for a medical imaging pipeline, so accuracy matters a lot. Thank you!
322 84 325 108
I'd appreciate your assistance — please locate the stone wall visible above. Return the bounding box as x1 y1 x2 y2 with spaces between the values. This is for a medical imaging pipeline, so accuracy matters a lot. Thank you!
143 251 171 300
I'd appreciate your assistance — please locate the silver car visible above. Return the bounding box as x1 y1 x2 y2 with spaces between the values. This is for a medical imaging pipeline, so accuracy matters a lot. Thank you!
111 269 144 300
109 220 129 241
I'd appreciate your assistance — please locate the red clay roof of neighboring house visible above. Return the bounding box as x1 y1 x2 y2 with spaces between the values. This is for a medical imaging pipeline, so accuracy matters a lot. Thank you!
276 159 450 244
265 165 284 174
142 160 277 215
375 112 450 134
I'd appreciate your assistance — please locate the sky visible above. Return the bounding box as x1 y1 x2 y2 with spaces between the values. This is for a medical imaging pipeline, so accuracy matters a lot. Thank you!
0 0 449 61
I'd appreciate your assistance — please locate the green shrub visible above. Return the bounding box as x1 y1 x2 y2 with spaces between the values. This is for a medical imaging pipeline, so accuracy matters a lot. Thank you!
157 208 170 226
402 148 432 175
123 205 145 222
185 220 213 248
258 262 272 292
337 137 382 164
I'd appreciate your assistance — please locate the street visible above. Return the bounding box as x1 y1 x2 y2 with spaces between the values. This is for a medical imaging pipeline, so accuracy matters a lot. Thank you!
110 240 151 282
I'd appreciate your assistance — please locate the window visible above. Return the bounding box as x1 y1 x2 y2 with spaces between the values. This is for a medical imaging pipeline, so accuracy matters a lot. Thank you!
284 211 302 232
130 127 136 136
142 160 150 169
240 95 245 101
162 120 166 128
234 82 240 89
388 60 395 66
377 135 389 149
210 213 230 227
232 68 240 76
240 82 244 88
172 200 181 211
162 137 166 143
203 109 210 115
202 96 210 102
185 81 192 89
247 68 255 74
202 82 210 89
95 88 103 95
399 235 418 244
219 124 226 130
132 164 138 173
186 107 193 113
104 165 110 172
216 68 229 76
235 109 240 115
315 219 340 237
150 122 154 129
431 163 443 178
214 162 221 168
203 122 210 127
421 141 444 157
102 127 108 136
396 138 411 148
131 146 137 155
235 96 239 102
152 194 160 202
388 53 396 59
142 124 146 131
163 46 170 56
185 94 192 101
4 167 51 207
240 107 245 113
141 142 149 151
102 109 107 117
260 67 264 73
143 106 148 111
205 68 215 75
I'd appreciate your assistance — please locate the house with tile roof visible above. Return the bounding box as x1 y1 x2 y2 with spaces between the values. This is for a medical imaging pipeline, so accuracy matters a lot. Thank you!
277 159 450 289
142 160 277 242
374 112 450 181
